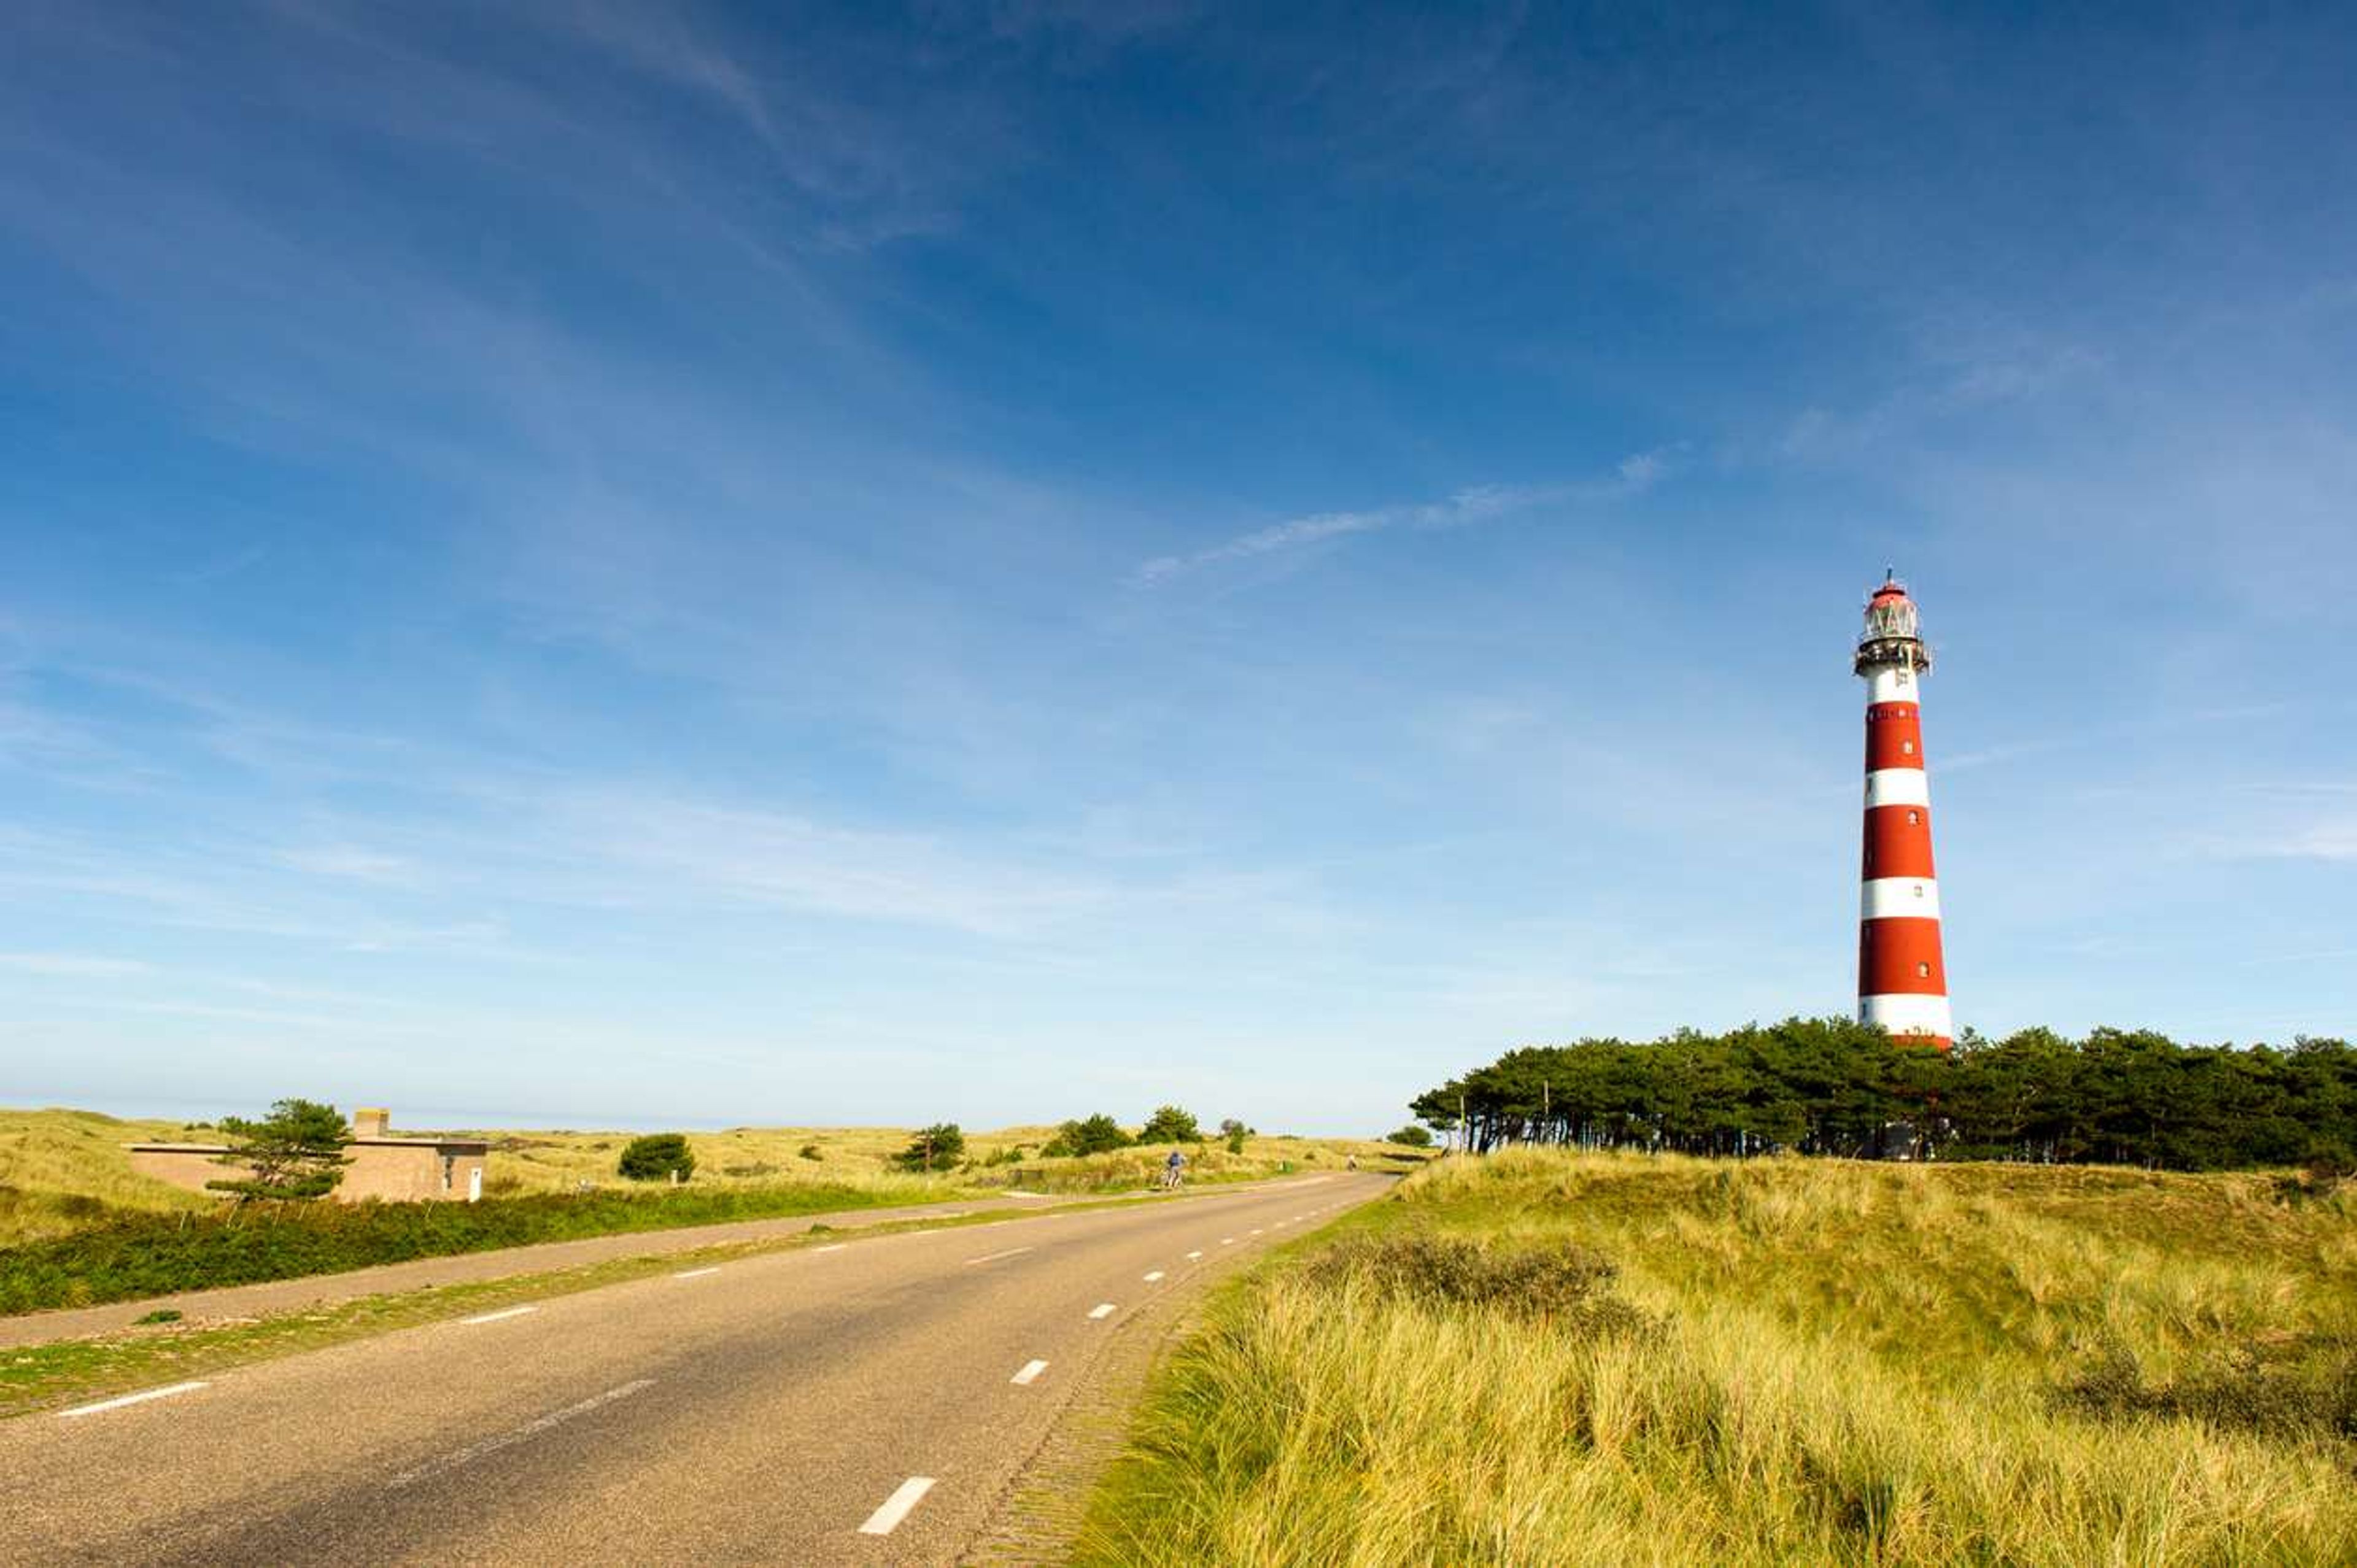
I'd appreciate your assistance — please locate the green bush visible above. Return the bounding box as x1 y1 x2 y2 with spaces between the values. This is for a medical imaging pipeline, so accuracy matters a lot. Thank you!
617 1134 695 1183
798 1143 824 1161
1221 1118 1249 1154
1386 1124 1434 1147
0 1182 908 1315
1044 1114 1132 1157
1139 1105 1200 1143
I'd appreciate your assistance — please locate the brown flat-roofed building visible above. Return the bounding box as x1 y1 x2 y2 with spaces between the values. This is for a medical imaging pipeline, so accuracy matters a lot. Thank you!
130 1108 489 1203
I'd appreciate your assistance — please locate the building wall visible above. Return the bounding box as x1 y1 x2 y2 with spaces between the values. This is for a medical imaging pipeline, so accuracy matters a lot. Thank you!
127 1146 238 1195
129 1142 488 1203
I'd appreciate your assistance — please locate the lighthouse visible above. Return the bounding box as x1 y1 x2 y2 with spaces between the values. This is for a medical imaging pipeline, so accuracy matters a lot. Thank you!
1856 573 1951 1048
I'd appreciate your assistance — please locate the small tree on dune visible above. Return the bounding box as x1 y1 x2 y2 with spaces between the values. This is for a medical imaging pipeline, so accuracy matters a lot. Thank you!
209 1098 353 1203
1220 1118 1250 1154
896 1123 966 1172
617 1133 697 1183
1138 1105 1201 1144
1043 1114 1132 1157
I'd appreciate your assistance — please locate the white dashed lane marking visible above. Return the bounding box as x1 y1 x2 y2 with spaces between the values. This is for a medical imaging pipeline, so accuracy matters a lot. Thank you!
1011 1359 1049 1386
1088 1302 1117 1319
388 1380 654 1489
673 1267 721 1280
1185 1249 1203 1259
1142 1270 1165 1282
963 1246 1034 1266
60 1381 209 1419
858 1477 937 1536
813 1243 848 1253
460 1306 536 1326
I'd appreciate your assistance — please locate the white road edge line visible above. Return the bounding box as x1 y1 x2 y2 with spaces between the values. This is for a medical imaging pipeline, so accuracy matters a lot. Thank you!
813 1242 848 1253
1143 1270 1166 1282
60 1380 210 1419
1088 1302 1117 1319
1011 1359 1049 1386
859 1476 937 1536
388 1380 654 1489
673 1266 721 1280
963 1246 1035 1266
460 1305 537 1326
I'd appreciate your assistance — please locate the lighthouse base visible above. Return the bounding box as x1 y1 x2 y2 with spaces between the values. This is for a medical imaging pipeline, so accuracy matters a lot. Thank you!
1860 992 1953 1050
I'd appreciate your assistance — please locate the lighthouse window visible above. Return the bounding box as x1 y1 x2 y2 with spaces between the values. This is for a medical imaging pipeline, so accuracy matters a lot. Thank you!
1907 810 1920 825
1916 962 1931 978
1902 740 1915 755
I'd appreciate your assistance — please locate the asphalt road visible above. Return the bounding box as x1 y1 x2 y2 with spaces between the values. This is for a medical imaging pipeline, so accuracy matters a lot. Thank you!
0 1173 1390 1566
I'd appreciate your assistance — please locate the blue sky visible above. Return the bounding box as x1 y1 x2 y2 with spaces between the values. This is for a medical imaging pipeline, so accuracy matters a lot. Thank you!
4 2 2352 1133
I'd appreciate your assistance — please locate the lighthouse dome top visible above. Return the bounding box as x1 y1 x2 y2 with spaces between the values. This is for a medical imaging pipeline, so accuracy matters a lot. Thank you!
1855 571 1930 676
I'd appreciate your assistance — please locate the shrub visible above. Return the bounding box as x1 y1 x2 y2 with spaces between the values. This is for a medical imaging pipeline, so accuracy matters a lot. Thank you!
1220 1118 1249 1154
719 1161 780 1178
1386 1124 1434 1147
983 1144 1028 1167
617 1134 696 1183
1298 1232 1655 1336
133 1308 182 1325
2056 1333 2357 1441
895 1123 966 1172
1139 1105 1201 1143
1045 1114 1132 1157
798 1143 823 1161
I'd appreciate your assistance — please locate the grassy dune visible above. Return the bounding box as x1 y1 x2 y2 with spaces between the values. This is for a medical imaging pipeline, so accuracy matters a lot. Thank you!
1083 1151 2357 1566
441 1122 1410 1199
0 1110 214 1246
0 1106 1422 1310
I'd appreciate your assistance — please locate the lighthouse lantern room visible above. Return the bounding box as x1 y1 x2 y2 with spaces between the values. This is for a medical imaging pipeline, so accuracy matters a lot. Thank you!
1855 572 1953 1049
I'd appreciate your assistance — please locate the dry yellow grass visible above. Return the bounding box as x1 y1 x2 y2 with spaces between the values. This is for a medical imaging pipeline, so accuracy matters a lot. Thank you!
1083 1149 2357 1567
0 1108 215 1245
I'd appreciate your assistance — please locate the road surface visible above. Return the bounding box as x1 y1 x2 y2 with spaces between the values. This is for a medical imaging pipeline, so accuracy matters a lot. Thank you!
0 1172 1390 1565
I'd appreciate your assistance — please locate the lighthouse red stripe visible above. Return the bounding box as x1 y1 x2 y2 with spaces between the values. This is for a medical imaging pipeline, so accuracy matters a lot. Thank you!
1864 708 1924 771
1860 805 1937 879
1859 918 1947 995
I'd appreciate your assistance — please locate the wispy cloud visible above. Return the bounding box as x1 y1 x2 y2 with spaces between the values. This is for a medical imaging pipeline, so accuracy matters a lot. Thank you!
0 952 152 979
1130 447 1678 585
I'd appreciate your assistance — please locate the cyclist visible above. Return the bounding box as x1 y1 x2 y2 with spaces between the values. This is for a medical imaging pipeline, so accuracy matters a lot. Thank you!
1162 1148 1186 1191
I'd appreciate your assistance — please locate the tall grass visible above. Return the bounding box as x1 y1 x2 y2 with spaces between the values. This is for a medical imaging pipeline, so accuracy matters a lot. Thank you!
1082 1151 2357 1566
0 1109 211 1246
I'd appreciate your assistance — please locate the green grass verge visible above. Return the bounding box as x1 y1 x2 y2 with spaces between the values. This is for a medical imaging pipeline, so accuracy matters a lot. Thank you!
1079 1151 2357 1567
0 1181 956 1315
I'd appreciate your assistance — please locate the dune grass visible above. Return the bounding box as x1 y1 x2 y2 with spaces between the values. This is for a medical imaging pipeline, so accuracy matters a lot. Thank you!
1081 1150 2357 1567
0 1109 214 1246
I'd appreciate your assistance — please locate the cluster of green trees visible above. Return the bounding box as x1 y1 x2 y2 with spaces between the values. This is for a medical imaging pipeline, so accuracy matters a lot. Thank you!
1409 1019 2356 1170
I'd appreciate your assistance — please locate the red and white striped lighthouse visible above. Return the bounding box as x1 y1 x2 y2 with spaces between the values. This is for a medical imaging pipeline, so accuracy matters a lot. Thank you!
1856 572 1951 1049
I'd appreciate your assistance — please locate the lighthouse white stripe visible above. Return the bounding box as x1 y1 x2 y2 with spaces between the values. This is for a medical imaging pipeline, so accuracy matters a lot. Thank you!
1865 665 1920 703
1860 878 1941 921
1864 768 1930 808
1860 993 1953 1038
